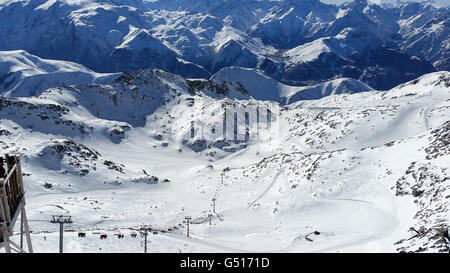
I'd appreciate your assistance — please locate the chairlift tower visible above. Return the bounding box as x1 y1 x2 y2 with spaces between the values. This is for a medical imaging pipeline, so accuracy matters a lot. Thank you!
208 213 213 225
212 198 217 214
184 216 192 237
0 154 33 253
140 225 152 253
50 215 72 253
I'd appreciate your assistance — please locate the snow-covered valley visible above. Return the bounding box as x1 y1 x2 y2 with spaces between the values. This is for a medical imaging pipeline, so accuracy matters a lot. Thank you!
0 0 449 254
1 68 449 253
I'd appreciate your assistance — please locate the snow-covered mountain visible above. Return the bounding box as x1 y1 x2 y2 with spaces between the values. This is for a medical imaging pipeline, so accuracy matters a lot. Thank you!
0 0 209 78
0 68 449 253
0 0 447 89
212 66 374 103
0 50 120 97
394 2 450 71
0 0 449 254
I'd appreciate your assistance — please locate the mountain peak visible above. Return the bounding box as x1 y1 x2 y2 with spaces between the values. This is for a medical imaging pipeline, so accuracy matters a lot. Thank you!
349 0 369 10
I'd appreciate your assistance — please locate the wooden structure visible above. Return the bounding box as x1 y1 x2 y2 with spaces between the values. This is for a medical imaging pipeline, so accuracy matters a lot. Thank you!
0 154 33 253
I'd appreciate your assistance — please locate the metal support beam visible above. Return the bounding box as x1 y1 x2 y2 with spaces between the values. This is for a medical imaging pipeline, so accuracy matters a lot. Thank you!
140 225 151 253
51 215 72 253
59 223 63 253
185 216 192 237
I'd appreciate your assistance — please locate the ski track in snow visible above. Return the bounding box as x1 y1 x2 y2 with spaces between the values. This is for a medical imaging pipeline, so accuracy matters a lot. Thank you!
1 69 449 253
248 166 285 209
308 198 399 253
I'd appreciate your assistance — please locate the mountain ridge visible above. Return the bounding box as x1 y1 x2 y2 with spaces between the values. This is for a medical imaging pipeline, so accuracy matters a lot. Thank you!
0 69 449 252
0 0 447 90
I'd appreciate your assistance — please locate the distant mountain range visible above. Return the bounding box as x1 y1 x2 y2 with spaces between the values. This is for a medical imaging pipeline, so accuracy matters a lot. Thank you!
0 0 448 92
0 0 449 254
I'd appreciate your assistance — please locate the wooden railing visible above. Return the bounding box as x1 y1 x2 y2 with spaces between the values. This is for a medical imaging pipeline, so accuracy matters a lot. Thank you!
1 155 25 232
0 154 33 252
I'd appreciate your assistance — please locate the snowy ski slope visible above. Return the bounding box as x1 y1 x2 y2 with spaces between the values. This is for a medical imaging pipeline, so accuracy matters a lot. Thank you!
0 69 449 253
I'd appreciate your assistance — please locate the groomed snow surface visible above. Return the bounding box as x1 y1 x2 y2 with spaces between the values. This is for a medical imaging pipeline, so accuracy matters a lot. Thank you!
1 71 449 253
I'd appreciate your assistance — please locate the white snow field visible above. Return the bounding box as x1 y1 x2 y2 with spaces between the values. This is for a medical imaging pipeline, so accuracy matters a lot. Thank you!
0 50 121 97
0 69 449 253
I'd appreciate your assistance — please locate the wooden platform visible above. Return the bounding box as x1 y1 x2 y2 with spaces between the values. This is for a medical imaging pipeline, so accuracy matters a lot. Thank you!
0 155 33 253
